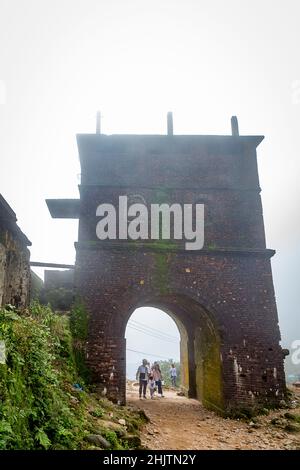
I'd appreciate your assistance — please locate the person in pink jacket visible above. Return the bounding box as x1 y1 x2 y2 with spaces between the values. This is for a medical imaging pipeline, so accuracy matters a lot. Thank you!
151 362 164 397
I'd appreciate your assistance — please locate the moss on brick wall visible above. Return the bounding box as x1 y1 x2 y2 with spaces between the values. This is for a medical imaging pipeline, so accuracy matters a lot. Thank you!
70 302 90 383
194 322 224 413
153 252 170 295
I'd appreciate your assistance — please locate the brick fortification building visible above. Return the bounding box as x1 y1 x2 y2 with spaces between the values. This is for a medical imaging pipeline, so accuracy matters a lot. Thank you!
47 115 286 413
0 194 31 307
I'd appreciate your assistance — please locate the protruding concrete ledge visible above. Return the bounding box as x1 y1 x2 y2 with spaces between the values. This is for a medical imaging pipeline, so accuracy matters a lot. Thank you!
46 199 80 218
77 183 262 192
30 261 75 269
74 241 275 258
77 133 265 153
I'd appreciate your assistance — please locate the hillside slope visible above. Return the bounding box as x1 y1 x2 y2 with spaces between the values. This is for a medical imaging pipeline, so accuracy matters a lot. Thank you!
0 303 146 450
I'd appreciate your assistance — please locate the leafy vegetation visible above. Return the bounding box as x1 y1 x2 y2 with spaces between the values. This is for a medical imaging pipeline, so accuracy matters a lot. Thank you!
39 287 73 311
158 359 180 387
69 302 90 382
0 302 145 450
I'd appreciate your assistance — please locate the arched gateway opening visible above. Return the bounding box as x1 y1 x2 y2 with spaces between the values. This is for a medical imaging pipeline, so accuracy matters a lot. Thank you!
123 296 223 412
125 307 181 386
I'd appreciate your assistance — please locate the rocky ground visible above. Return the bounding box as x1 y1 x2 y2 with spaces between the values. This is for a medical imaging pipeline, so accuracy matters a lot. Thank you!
127 383 300 450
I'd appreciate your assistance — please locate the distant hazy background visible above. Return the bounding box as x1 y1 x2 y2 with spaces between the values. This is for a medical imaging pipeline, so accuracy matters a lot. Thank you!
0 0 299 377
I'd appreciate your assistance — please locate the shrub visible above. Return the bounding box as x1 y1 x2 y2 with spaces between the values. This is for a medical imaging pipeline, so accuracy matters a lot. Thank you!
0 304 84 449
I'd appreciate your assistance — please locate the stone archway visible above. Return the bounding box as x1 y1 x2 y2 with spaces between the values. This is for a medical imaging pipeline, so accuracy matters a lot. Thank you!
74 241 287 415
79 290 224 411
125 295 223 412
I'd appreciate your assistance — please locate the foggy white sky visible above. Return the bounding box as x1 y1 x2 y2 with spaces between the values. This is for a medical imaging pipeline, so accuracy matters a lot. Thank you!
126 307 180 378
0 0 299 359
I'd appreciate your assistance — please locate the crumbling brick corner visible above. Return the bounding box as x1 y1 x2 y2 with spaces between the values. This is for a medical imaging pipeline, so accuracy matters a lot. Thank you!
0 194 31 308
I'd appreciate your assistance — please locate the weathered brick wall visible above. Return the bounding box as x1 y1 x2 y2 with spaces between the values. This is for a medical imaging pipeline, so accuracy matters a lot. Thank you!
44 269 74 290
0 195 31 308
75 245 286 409
78 186 266 250
71 133 286 412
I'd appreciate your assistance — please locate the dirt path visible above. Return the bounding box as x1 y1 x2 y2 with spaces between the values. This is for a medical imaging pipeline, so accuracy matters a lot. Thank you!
127 384 300 450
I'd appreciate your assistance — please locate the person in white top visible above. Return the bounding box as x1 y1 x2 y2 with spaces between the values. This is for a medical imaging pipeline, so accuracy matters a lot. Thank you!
136 359 149 399
170 363 177 387
148 374 156 399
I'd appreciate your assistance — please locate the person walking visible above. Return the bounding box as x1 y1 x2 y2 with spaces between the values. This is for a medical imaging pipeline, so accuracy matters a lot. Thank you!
148 374 156 399
151 362 164 397
170 363 177 387
136 359 149 399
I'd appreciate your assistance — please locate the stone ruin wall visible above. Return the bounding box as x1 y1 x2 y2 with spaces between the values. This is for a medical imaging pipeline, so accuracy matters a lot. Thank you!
0 196 31 308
